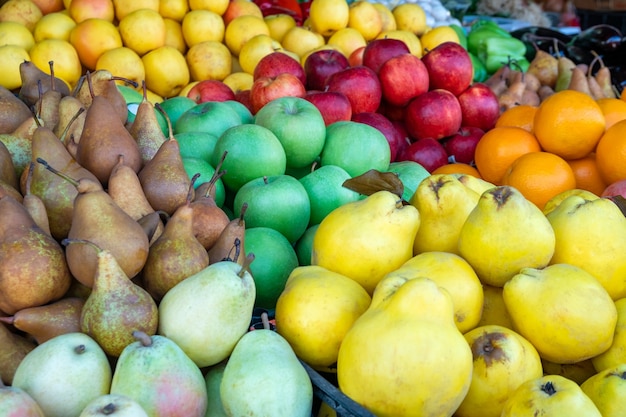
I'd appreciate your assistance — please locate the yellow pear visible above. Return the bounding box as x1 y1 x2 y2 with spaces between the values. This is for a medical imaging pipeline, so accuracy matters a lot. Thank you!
455 325 544 417
503 263 617 364
451 172 496 195
458 185 555 287
337 276 472 417
409 174 480 255
541 358 598 385
591 297 626 372
274 265 371 372
502 374 601 416
546 194 626 300
580 363 626 417
384 251 483 333
311 190 420 294
542 188 600 216
477 284 514 329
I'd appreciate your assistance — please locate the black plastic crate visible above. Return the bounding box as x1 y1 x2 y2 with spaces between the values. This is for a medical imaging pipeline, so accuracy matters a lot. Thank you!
576 9 626 33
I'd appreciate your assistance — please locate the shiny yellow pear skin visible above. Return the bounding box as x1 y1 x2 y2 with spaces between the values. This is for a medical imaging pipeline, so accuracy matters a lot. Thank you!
384 251 483 333
311 190 420 294
455 325 543 417
591 297 626 372
409 174 480 255
503 263 617 364
501 374 602 417
337 277 473 417
458 185 555 287
542 188 599 216
580 363 626 417
476 284 514 329
451 173 496 195
274 265 371 372
546 194 626 300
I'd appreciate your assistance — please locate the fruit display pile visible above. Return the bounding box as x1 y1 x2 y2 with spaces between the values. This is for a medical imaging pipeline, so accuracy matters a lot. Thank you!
2 0 626 416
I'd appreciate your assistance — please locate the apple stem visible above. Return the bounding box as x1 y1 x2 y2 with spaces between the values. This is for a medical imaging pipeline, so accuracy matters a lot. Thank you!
237 252 255 278
132 330 153 347
263 176 269 185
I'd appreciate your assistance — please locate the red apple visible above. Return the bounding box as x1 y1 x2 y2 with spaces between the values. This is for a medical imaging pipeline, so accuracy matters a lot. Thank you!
235 89 253 113
187 79 236 104
442 126 485 164
362 37 410 74
602 179 626 198
421 41 473 96
352 111 404 163
457 82 500 131
253 51 307 86
348 45 365 67
378 52 429 107
397 138 449 172
249 73 307 114
325 65 382 114
303 48 350 91
378 99 407 122
404 89 463 141
304 90 352 126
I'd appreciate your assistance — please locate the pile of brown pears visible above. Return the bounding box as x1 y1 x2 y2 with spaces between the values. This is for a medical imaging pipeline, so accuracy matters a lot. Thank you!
0 60 246 385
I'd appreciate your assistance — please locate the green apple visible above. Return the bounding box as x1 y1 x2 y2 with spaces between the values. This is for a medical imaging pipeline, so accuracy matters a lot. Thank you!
295 224 319 266
387 160 431 202
211 124 287 192
233 174 310 244
176 131 218 161
157 96 197 128
244 226 299 309
223 100 253 125
182 157 225 207
117 85 143 104
126 102 168 136
254 97 326 169
320 120 390 177
175 101 242 138
299 164 360 226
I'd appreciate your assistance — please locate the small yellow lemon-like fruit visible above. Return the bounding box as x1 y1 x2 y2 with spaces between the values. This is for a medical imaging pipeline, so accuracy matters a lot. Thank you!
112 0 159 21
308 0 349 37
0 0 43 32
186 40 232 81
223 71 253 93
265 13 297 43
30 39 82 88
392 3 427 36
142 45 190 98
326 27 366 61
96 46 145 88
376 29 422 57
163 17 187 54
281 25 325 59
477 284 514 329
189 0 229 16
181 9 225 47
69 18 122 70
0 21 35 50
238 34 282 75
32 12 76 42
119 8 166 56
372 2 396 32
159 0 189 21
581 363 626 417
591 298 626 372
0 44 29 89
348 0 382 41
503 263 617 364
420 25 460 52
224 14 269 57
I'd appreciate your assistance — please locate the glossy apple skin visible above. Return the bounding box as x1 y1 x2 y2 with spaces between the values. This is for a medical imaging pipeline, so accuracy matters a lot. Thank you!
304 90 353 126
422 41 473 97
602 179 626 199
352 111 404 163
303 48 350 91
404 89 463 141
457 82 500 131
442 126 485 165
186 79 236 104
378 52 429 107
253 51 307 86
325 65 382 115
397 137 449 173
362 37 410 74
249 73 307 114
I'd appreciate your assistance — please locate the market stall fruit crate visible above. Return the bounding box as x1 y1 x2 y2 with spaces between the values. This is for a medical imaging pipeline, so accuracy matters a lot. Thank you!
573 0 626 32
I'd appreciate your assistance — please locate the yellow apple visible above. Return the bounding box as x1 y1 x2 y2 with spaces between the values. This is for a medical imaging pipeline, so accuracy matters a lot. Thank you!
264 13 297 43
581 363 626 417
142 45 190 98
308 0 349 37
158 0 189 21
326 27 366 61
181 9 225 47
347 0 382 41
223 71 253 94
238 34 282 75
281 25 325 59
0 0 43 31
185 40 232 81
69 18 122 70
224 14 269 57
118 8 166 56
376 29 423 57
591 297 626 372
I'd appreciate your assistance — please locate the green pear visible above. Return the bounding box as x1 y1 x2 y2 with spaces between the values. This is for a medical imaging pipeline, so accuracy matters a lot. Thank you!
204 362 229 417
0 379 44 417
110 331 208 417
78 394 149 417
12 332 112 417
220 329 313 417
158 257 256 368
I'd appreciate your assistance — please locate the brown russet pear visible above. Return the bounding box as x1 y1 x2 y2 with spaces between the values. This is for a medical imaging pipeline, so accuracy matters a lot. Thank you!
0 179 22 203
54 95 86 153
0 297 84 344
38 158 150 288
138 210 167 245
128 81 167 163
207 202 247 265
0 321 36 385
142 174 210 301
73 70 131 124
0 84 32 135
33 64 64 131
75 89 143 187
568 66 592 96
0 194 71 314
18 60 70 108
527 48 558 89
64 238 158 358
0 141 18 190
138 106 191 216
21 162 51 236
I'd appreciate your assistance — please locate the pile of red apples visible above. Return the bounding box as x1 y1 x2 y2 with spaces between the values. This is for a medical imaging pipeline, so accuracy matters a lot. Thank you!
185 39 501 173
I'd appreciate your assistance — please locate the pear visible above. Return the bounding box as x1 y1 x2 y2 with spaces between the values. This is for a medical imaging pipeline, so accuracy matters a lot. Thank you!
0 131 32 179
137 210 166 245
546 194 626 300
0 84 32 135
0 321 36 385
337 276 473 416
312 190 420 294
0 195 71 314
567 66 592 96
73 70 131 124
0 140 18 191
204 361 229 417
207 202 247 265
110 331 208 417
0 378 45 417
0 178 23 202
54 95 86 151
409 173 481 255
63 239 158 358
457 186 555 287
128 82 167 163
18 60 70 108
158 256 256 368
78 394 149 417
0 297 84 344
38 158 150 287
580 363 626 417
220 326 314 417
12 332 112 417
555 54 577 92
142 173 210 302
591 297 626 372
527 49 558 89
21 162 51 236
34 65 64 131
595 64 617 99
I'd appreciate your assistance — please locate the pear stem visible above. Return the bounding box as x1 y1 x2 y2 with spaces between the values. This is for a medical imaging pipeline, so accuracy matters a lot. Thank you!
75 344 86 354
61 238 102 254
58 106 85 145
36 158 80 187
187 173 201 205
48 60 55 91
155 102 174 140
0 316 14 325
261 311 270 330
237 252 255 278
132 330 153 347
238 202 248 226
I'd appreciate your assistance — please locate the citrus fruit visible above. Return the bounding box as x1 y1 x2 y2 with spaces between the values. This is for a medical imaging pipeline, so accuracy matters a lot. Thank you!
431 163 481 178
595 118 626 184
495 104 537 132
596 97 626 130
566 153 607 197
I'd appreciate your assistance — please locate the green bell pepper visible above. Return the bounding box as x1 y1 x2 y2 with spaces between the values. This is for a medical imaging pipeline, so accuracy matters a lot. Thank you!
467 22 511 56
477 36 528 74
469 52 487 83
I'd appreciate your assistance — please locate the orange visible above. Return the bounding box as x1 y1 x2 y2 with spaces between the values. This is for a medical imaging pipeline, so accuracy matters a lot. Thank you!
533 90 606 160
501 151 577 210
566 153 607 197
596 97 626 130
473 126 542 185
494 104 537 132
431 163 481 178
595 119 626 185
